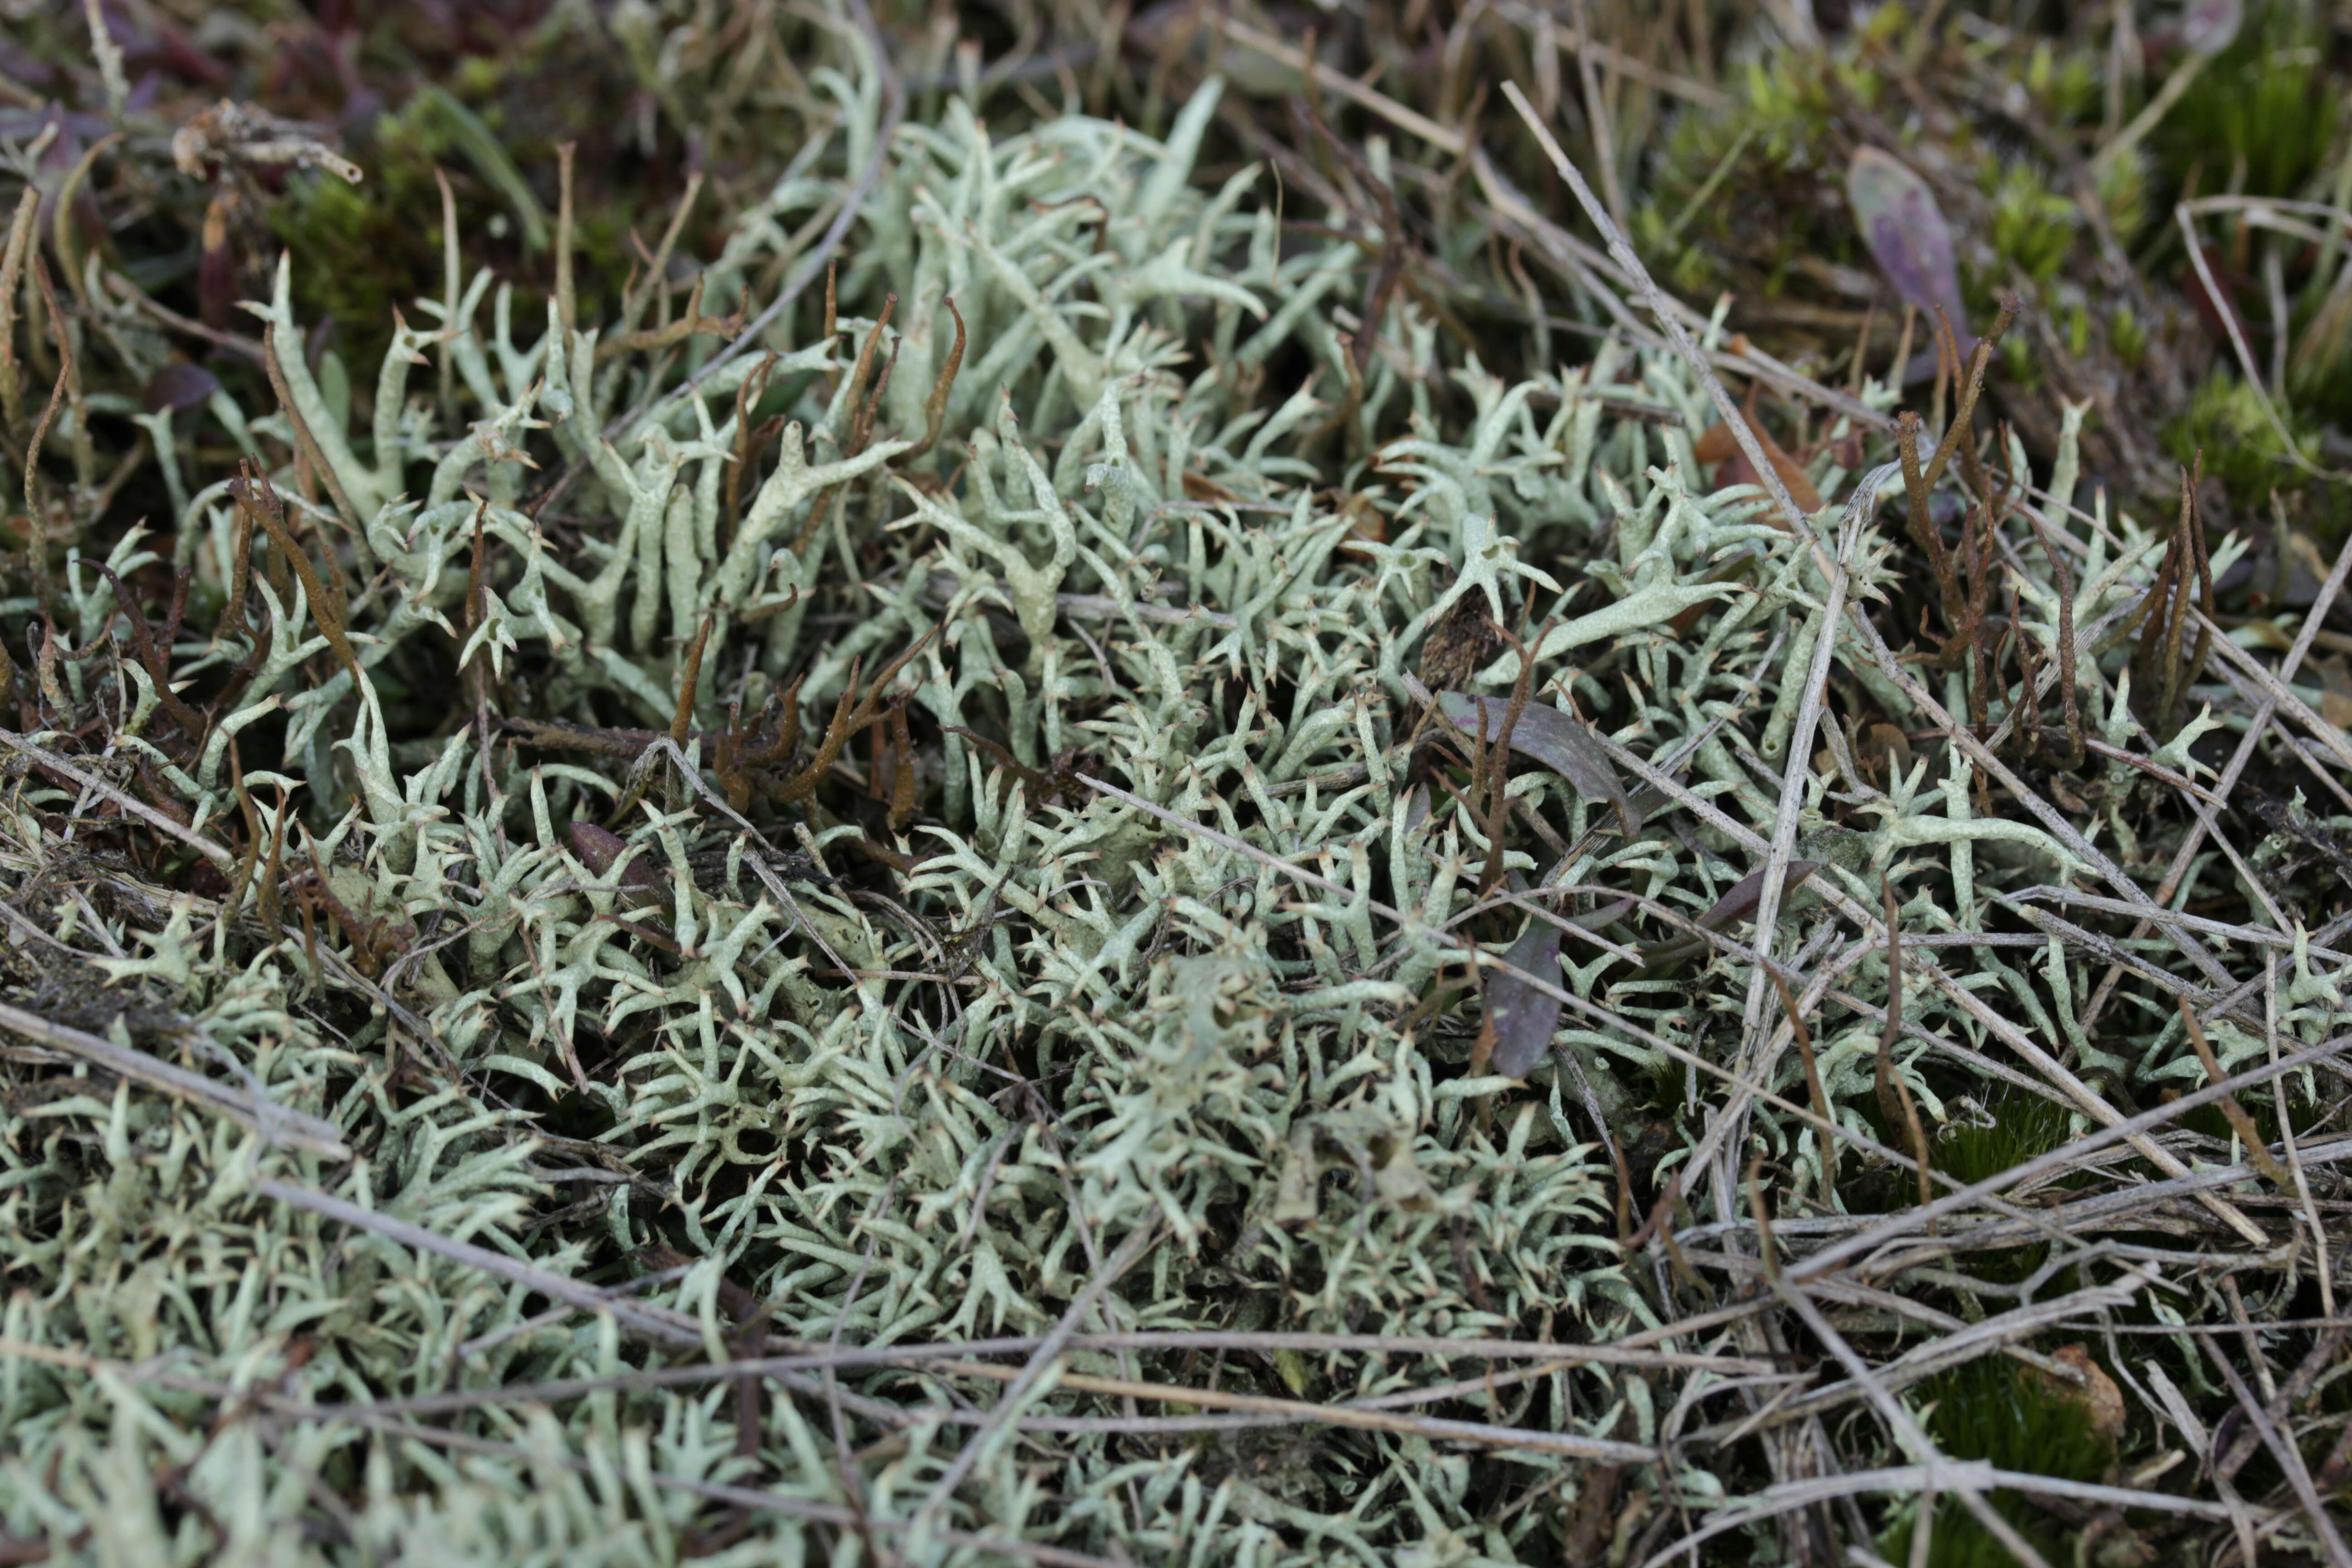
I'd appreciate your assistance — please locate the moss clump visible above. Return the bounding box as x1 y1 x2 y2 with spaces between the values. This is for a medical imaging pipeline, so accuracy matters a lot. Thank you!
1936 1093 2073 1189
268 27 655 372
268 168 439 371
1933 1093 2078 1281
1983 161 2077 289
1636 42 1887 302
1882 1356 2112 1568
2112 300 2150 368
2162 371 2321 506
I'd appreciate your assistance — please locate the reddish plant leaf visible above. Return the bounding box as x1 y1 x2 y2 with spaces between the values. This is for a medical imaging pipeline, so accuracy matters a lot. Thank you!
568 822 662 890
1692 413 1822 514
1847 148 1971 350
144 360 220 413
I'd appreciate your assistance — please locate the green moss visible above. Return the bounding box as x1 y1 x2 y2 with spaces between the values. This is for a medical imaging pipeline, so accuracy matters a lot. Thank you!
2065 301 2092 359
2094 149 2151 245
2112 302 2148 368
265 25 654 372
1643 1050 1686 1114
1633 48 1882 299
1637 17 2121 360
1937 1093 2073 1188
2176 1080 2325 1151
2162 371 2321 505
2001 332 2040 391
2026 41 2104 128
267 93 470 373
1984 161 2077 287
1881 1356 2111 1568
1932 1093 2075 1282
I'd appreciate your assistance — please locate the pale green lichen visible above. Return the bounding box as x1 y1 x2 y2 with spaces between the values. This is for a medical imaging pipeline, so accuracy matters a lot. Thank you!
0 10 2331 1567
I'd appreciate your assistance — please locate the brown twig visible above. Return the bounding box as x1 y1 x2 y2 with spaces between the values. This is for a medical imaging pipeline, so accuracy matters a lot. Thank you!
593 276 747 362
21 256 72 616
554 141 578 335
900 295 965 464
2179 1000 2293 1189
1770 969 1839 1209
229 461 362 683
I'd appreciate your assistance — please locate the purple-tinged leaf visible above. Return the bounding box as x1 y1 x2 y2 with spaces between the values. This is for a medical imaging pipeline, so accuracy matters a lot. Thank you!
1571 895 1639 933
1486 919 1563 1079
2183 0 2241 56
144 360 220 414
1695 860 1822 933
1436 692 1638 837
1847 148 1971 352
1638 861 1824 967
1404 781 1432 834
568 822 662 890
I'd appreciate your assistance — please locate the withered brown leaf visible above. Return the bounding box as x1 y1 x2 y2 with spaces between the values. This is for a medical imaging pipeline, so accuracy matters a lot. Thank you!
1419 592 1503 694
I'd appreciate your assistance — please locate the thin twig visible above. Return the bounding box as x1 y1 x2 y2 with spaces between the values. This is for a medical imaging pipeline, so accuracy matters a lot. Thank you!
0 731 236 869
0 1002 348 1158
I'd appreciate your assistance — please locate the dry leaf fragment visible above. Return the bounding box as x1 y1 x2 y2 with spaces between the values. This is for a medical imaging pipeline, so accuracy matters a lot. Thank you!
1419 594 1503 693
2045 1345 2127 1440
1639 861 1823 969
173 100 363 184
2183 0 2243 55
1859 722 1915 784
1692 411 1823 515
2313 654 2352 730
